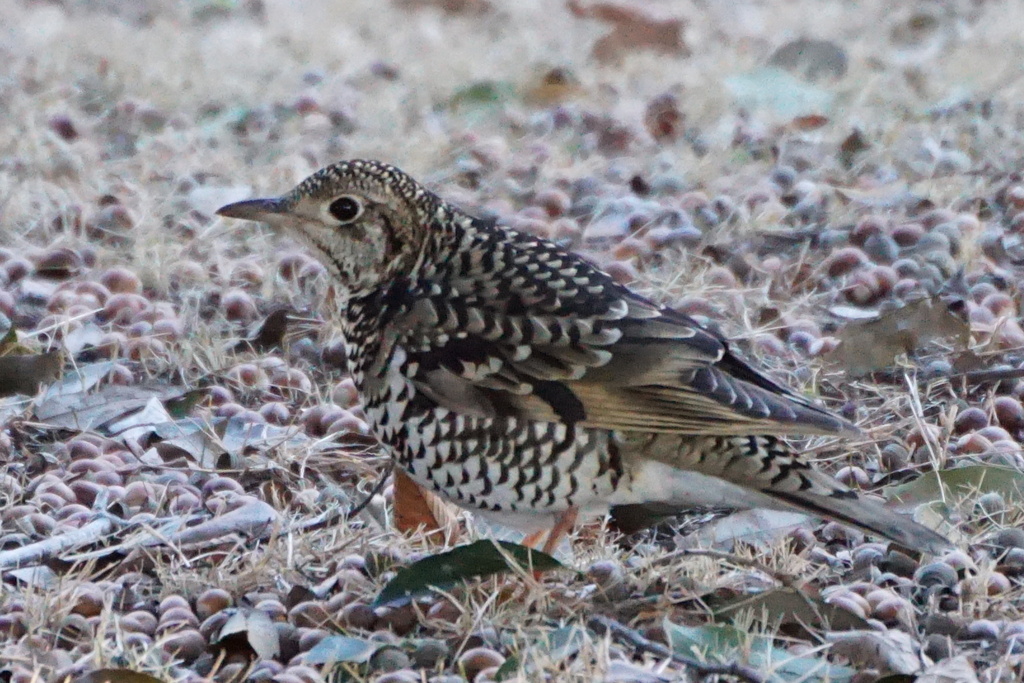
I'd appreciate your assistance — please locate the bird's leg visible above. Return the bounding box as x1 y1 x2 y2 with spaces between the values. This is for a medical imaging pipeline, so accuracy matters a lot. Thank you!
517 508 580 579
541 506 578 555
521 529 546 548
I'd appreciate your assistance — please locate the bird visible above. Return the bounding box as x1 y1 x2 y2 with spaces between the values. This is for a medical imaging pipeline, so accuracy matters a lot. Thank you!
216 159 952 556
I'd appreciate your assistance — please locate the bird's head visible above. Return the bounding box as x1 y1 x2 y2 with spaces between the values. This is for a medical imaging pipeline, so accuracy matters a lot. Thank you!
217 159 439 295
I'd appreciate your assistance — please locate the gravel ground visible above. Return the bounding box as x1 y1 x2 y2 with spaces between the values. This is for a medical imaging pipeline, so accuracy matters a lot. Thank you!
3 1 1024 681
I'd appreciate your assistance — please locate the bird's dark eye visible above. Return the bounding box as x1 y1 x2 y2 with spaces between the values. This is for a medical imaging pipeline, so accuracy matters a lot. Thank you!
327 196 363 223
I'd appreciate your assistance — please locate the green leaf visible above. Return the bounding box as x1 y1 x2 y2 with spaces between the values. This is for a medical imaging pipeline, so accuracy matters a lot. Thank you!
304 635 382 665
544 625 589 661
164 388 207 419
449 81 516 110
373 540 563 607
664 620 856 683
884 465 1024 506
494 655 520 681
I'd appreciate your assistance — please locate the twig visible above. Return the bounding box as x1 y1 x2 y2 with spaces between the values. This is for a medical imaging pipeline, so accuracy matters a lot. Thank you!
0 517 115 570
957 366 1024 384
587 614 765 683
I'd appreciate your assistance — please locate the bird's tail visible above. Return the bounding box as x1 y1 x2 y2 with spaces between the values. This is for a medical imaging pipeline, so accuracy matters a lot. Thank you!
666 434 954 554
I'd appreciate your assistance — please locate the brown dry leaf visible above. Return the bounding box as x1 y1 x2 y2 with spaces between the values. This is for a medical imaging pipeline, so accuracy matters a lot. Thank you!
393 468 460 545
0 351 62 397
827 297 970 375
233 307 290 353
790 114 829 130
216 608 281 661
567 0 688 64
826 629 922 675
78 669 166 683
151 428 228 469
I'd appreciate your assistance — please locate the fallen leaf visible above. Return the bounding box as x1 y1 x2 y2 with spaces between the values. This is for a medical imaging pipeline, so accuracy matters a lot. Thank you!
304 635 383 666
4 565 59 589
152 425 228 469
768 38 848 81
707 587 870 635
494 656 520 682
34 382 183 432
0 351 62 397
373 540 563 607
77 669 166 683
449 81 516 111
233 308 291 353
393 468 460 545
215 415 307 457
828 297 970 375
106 395 174 446
40 360 117 396
790 114 830 130
884 465 1024 507
726 67 834 120
825 630 922 676
216 608 280 660
665 619 857 682
567 0 688 64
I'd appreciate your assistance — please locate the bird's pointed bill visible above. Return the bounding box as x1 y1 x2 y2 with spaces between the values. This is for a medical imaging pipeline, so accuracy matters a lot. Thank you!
216 198 287 221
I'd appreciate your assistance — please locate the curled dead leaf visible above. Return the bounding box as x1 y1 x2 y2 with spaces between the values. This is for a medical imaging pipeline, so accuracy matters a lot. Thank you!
393 468 461 545
567 0 688 64
827 296 970 375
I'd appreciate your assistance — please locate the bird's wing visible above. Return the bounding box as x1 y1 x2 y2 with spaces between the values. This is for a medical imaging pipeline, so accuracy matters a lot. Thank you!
397 228 855 437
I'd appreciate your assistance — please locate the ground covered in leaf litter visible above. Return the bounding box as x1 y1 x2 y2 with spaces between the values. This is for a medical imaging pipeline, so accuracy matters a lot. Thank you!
2 0 1024 681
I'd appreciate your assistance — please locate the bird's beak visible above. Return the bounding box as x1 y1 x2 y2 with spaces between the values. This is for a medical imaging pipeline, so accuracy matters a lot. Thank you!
216 197 288 221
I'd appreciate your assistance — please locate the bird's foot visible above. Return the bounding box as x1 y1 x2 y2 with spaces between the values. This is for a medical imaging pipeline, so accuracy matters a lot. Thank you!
520 507 579 579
